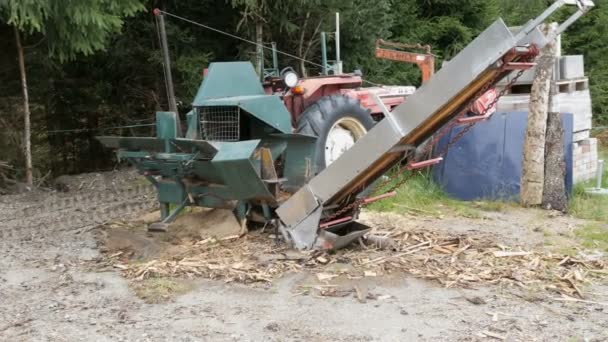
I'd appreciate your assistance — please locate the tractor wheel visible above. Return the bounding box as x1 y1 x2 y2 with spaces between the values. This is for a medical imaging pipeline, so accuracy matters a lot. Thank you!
296 95 375 173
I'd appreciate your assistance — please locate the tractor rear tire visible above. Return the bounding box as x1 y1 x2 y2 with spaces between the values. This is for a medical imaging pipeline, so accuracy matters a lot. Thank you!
296 95 375 173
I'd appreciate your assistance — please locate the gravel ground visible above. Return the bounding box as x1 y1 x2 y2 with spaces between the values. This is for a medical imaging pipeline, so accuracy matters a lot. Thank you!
1 169 607 341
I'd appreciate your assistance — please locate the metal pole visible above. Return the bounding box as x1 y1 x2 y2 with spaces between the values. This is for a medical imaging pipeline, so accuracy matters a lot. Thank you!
157 12 178 114
271 42 278 72
335 12 341 74
321 32 328 75
597 160 604 189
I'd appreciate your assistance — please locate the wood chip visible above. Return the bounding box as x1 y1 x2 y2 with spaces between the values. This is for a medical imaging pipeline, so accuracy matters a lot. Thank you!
108 251 123 258
316 272 338 281
316 256 329 264
492 251 532 258
480 330 506 340
551 294 608 306
364 270 377 277
354 286 366 303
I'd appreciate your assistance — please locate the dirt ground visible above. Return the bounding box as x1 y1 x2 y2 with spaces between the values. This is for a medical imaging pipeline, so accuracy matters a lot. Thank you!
1 170 607 341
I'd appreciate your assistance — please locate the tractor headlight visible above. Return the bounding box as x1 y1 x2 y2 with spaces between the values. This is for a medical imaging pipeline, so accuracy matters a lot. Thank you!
283 71 299 88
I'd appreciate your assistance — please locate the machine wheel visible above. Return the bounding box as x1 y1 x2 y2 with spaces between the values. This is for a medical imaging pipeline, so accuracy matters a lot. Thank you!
296 95 375 173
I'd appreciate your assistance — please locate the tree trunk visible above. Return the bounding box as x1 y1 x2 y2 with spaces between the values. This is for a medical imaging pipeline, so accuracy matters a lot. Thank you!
520 23 557 206
255 21 263 79
14 27 33 187
298 12 310 77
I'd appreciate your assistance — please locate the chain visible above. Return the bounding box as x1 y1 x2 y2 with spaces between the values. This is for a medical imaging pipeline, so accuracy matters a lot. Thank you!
320 60 532 225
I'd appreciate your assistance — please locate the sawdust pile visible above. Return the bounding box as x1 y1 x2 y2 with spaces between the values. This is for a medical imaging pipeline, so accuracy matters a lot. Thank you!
103 211 606 298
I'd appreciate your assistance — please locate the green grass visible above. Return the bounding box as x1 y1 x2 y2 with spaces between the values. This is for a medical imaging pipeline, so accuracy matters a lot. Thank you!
364 146 607 222
366 172 485 218
574 223 608 252
132 278 193 304
568 148 608 221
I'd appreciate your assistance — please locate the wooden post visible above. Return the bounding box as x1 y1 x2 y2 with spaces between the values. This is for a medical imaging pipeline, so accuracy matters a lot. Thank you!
521 23 558 206
14 27 33 187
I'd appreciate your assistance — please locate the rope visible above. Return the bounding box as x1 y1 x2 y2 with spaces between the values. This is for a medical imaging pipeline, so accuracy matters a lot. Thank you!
157 10 390 86
157 10 325 69
45 123 155 134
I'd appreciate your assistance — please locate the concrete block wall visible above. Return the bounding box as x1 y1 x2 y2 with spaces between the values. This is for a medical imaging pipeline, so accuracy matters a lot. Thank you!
552 89 593 133
573 138 598 183
497 89 592 134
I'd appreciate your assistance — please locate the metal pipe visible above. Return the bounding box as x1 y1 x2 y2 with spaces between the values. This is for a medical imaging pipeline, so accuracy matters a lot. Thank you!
321 32 328 75
597 160 604 189
157 12 178 114
271 42 278 72
335 12 341 74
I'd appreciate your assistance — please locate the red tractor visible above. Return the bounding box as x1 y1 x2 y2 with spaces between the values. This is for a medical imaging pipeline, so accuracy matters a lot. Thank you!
257 38 496 172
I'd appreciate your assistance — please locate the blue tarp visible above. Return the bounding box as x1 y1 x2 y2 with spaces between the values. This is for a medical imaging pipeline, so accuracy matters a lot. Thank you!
432 111 573 201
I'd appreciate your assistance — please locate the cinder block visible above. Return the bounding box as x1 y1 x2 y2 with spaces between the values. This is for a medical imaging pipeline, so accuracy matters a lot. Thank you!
560 55 585 79
573 130 590 142
572 137 599 183
496 94 531 111
497 90 593 133
553 90 593 132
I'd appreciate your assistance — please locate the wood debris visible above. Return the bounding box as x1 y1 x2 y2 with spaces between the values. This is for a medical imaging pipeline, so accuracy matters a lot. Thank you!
492 251 533 258
102 216 607 299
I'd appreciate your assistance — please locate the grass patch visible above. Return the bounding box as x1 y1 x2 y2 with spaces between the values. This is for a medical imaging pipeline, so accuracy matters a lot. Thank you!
569 147 608 221
132 278 193 304
574 223 608 252
366 172 485 218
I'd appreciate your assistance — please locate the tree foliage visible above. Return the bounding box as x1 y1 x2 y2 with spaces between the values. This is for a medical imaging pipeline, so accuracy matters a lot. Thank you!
2 0 145 61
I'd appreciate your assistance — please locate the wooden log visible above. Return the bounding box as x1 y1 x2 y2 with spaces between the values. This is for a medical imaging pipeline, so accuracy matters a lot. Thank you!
521 23 558 206
542 110 567 211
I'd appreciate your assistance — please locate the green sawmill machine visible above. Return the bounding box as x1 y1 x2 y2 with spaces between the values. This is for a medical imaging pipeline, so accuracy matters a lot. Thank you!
98 0 594 250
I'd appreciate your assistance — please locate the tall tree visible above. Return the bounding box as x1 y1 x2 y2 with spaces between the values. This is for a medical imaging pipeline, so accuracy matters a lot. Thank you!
229 0 269 77
0 0 144 185
12 27 33 185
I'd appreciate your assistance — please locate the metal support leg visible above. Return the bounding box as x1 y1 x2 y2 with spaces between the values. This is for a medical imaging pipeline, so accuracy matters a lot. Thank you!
150 199 189 232
160 203 170 220
233 201 249 236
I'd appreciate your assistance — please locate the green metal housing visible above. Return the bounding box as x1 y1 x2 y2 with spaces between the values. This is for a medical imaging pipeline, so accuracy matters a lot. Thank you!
98 62 316 224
